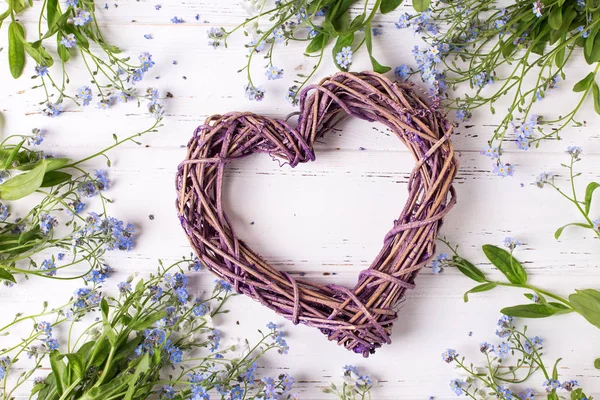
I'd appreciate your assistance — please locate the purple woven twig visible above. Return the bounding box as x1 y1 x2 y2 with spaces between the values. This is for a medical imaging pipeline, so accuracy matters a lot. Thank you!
176 71 459 357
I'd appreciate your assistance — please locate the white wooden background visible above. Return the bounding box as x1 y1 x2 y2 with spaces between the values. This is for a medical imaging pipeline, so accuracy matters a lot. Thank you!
1 0 600 398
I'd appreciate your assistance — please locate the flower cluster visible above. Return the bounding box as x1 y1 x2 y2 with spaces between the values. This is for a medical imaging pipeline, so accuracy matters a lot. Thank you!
3 0 158 114
443 317 589 399
209 0 400 103
0 119 161 286
535 146 600 239
324 365 374 399
397 0 598 176
0 258 293 399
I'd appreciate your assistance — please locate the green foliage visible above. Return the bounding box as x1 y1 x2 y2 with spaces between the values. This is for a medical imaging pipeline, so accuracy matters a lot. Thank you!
437 239 600 345
0 118 161 285
414 0 600 169
0 259 293 400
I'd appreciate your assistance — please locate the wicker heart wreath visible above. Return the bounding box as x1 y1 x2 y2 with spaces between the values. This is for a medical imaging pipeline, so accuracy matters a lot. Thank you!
176 71 458 357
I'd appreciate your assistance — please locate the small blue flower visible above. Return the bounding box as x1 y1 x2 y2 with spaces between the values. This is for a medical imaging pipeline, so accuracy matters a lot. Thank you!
497 342 510 358
449 379 464 396
65 0 78 6
144 34 153 39
543 379 561 392
215 279 232 292
60 34 77 48
442 349 457 363
479 342 493 353
73 9 92 26
493 162 514 177
562 380 578 392
273 26 285 43
171 16 184 23
533 1 544 17
161 384 175 399
29 128 45 145
192 302 208 317
37 321 53 335
0 204 8 221
35 65 49 77
244 84 265 101
481 145 500 159
336 46 353 69
44 337 59 351
266 321 277 330
117 282 132 294
503 237 520 250
372 25 383 36
40 214 57 234
395 13 411 28
566 146 583 159
43 102 63 117
265 65 284 80
41 259 57 277
456 109 471 122
519 388 535 400
394 64 410 79
76 86 93 106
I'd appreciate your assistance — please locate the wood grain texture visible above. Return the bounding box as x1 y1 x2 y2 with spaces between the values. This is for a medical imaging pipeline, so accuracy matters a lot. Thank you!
0 0 599 398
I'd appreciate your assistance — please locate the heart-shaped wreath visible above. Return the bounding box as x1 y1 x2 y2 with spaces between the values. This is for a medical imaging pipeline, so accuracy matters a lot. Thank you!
176 71 458 357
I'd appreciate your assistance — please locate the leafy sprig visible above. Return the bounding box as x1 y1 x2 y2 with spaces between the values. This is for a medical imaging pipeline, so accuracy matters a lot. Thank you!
210 0 412 103
0 95 163 285
535 146 600 240
433 238 600 369
442 317 592 399
398 0 600 174
324 366 373 400
1 0 156 114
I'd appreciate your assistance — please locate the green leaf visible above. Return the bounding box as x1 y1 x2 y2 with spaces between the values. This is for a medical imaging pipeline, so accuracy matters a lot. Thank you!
364 23 391 74
57 34 71 62
130 310 168 331
79 374 135 400
593 81 600 115
455 258 486 283
569 289 600 328
555 45 565 68
41 171 72 187
0 159 47 200
124 354 150 400
8 22 26 78
65 353 85 379
463 282 497 302
573 72 595 92
16 157 68 171
594 357 600 369
49 350 69 395
0 140 24 169
87 338 111 368
548 6 563 29
412 0 431 12
501 303 571 318
18 226 42 245
482 244 528 284
22 40 54 68
585 181 600 214
380 0 403 13
305 32 329 53
100 298 116 345
554 222 591 239
46 0 61 29
552 358 562 380
0 268 16 284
